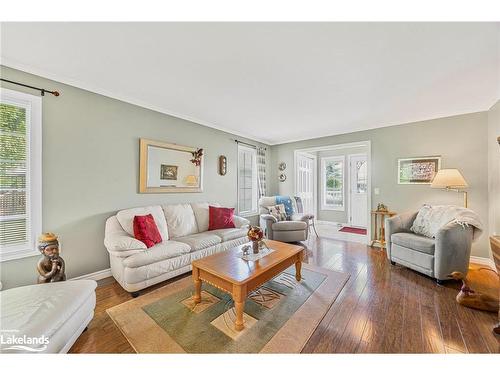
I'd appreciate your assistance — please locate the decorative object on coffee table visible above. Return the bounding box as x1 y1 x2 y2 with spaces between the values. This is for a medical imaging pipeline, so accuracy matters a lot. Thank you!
449 271 499 312
247 225 264 254
370 209 396 248
490 236 500 335
37 232 66 283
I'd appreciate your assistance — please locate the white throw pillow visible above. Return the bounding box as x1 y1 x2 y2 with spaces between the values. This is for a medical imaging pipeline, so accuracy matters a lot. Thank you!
116 205 169 241
267 204 287 222
163 204 199 238
191 202 220 232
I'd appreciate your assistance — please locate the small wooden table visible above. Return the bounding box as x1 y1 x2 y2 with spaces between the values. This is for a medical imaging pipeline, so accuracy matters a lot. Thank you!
191 240 304 331
370 210 396 249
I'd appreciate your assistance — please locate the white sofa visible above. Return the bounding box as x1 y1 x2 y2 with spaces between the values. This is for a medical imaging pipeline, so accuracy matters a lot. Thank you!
0 280 97 353
104 202 250 295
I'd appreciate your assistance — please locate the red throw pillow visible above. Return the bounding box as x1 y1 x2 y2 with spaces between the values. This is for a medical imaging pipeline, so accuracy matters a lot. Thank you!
208 206 236 230
133 214 162 248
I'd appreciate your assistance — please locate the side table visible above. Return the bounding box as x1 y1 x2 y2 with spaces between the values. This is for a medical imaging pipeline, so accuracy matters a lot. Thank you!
370 210 396 249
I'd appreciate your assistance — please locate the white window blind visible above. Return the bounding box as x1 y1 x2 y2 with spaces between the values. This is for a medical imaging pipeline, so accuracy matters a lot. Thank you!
237 144 258 216
0 88 42 261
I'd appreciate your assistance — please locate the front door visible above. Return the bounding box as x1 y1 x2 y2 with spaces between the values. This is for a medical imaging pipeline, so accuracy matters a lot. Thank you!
295 152 316 216
349 154 368 228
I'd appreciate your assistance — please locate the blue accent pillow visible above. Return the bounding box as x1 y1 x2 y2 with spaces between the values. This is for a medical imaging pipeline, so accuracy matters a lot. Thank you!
276 195 294 217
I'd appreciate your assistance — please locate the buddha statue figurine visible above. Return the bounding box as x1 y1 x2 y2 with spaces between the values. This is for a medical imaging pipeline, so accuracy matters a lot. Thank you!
37 232 66 283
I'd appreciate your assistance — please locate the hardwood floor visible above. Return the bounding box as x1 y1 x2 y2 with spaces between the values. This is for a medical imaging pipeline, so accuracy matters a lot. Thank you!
69 237 500 353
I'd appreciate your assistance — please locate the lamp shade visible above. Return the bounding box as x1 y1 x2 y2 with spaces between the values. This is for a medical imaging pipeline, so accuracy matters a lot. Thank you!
430 169 468 189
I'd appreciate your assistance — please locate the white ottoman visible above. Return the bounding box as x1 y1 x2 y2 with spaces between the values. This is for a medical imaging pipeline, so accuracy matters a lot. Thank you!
0 280 97 353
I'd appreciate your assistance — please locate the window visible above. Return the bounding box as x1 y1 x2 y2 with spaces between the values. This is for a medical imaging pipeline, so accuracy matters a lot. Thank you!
0 88 42 261
321 156 344 210
237 144 258 216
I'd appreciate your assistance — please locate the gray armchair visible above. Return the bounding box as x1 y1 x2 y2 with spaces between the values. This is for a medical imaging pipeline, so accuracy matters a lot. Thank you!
259 196 309 242
385 211 473 284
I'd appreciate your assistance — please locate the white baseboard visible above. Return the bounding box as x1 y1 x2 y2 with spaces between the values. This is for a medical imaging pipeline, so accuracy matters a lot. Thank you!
470 256 495 269
71 268 112 281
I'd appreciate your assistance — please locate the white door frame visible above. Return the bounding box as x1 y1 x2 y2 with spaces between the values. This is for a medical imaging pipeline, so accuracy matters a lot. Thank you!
294 140 372 245
347 153 368 228
293 151 317 217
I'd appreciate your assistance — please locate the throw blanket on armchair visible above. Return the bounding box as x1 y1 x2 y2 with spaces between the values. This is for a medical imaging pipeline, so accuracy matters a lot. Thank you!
410 204 483 242
276 195 295 217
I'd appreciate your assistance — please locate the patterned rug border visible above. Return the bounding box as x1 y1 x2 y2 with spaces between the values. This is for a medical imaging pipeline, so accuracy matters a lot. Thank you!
107 264 349 353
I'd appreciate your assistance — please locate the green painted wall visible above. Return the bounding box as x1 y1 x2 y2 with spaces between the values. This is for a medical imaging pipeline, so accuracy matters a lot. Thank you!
0 66 271 289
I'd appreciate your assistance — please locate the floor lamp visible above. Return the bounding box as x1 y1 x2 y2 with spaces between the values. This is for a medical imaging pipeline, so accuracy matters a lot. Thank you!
430 169 469 207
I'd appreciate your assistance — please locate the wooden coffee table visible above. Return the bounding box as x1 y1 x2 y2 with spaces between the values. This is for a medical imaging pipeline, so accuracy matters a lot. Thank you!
191 240 304 331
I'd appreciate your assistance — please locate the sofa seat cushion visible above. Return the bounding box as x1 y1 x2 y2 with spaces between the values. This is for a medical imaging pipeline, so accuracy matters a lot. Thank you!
122 240 191 268
209 228 248 242
175 232 222 251
391 232 436 255
162 204 198 238
0 280 97 352
116 205 169 242
272 220 307 231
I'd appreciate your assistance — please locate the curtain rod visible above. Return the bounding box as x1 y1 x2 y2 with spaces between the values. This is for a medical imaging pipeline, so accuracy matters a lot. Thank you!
234 139 266 150
1 78 60 97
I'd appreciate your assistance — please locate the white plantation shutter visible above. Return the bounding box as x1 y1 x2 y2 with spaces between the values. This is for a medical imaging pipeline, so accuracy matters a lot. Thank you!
0 88 41 261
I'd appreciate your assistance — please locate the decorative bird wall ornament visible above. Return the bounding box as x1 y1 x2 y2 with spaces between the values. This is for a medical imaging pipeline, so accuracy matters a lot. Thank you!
190 148 203 166
449 271 499 312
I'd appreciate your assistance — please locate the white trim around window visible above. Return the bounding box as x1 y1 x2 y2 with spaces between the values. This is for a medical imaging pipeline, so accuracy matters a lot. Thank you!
0 88 42 262
320 155 345 211
237 144 258 217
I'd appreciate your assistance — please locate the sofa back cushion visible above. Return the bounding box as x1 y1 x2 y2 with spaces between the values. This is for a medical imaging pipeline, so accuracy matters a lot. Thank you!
163 203 198 238
116 205 169 241
191 202 220 232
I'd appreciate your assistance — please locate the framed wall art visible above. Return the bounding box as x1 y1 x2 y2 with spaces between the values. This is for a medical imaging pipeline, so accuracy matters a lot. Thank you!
397 156 441 184
139 138 203 193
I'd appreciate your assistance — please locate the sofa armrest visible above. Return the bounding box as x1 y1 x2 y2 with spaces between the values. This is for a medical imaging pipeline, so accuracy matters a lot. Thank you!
434 221 473 280
104 234 147 252
260 214 277 223
290 213 311 222
385 211 418 259
233 215 250 228
104 216 147 256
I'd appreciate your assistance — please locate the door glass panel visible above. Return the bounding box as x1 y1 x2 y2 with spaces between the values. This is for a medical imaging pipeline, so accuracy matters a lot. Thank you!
356 161 367 193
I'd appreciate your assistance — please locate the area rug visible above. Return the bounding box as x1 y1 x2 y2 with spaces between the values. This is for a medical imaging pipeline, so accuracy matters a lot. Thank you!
339 226 367 235
107 264 349 353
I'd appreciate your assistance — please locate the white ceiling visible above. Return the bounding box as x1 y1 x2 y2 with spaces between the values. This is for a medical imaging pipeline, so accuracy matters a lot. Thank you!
1 22 498 145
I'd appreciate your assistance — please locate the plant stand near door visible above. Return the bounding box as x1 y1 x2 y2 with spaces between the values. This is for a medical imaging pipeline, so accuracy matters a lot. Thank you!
370 210 396 249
